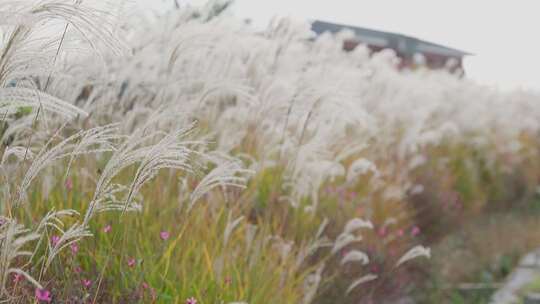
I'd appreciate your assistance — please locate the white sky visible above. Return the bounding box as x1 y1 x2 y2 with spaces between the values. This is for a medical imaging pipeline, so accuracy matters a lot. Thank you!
150 0 540 91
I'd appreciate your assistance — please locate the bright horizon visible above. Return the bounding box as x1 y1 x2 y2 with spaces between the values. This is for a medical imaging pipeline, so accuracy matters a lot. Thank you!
147 0 540 92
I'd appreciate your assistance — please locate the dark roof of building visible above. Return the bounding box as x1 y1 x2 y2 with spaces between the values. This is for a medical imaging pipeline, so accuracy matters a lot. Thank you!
311 20 472 58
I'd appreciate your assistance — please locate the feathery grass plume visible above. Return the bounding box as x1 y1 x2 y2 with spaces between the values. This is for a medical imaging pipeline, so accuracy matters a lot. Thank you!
33 209 79 240
44 222 92 271
346 158 378 183
0 115 35 146
0 88 88 120
24 209 81 267
343 218 374 235
189 159 252 210
0 146 33 166
395 245 431 267
328 218 373 256
294 219 333 270
346 274 378 295
302 264 325 304
122 124 201 211
0 219 41 297
0 0 126 88
341 250 370 266
331 233 363 255
0 146 33 200
223 211 244 247
84 114 204 223
17 124 119 204
24 1 127 56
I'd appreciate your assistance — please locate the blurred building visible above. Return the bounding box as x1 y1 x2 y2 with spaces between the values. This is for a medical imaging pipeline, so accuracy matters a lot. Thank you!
311 20 471 74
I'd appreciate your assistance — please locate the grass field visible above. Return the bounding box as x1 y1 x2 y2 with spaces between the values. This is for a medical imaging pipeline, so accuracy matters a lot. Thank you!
1 1 540 303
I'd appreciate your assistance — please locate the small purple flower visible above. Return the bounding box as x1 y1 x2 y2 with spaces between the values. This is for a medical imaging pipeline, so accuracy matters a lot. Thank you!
186 297 197 304
51 235 60 247
73 266 82 274
160 231 170 241
103 224 112 233
377 227 387 238
65 178 73 191
12 273 23 283
70 242 79 255
35 288 52 303
411 226 421 237
82 279 92 288
127 258 136 268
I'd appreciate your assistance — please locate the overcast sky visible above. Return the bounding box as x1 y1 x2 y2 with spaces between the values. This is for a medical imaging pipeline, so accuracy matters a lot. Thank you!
149 0 540 91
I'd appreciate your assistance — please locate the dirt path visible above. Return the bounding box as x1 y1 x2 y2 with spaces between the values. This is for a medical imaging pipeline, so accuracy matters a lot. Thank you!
491 249 540 303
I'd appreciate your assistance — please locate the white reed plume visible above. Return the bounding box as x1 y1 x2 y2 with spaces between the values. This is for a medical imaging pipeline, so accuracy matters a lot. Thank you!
346 274 378 295
84 115 204 223
343 218 374 235
395 245 431 267
0 88 88 120
189 159 253 210
44 222 92 271
17 124 119 203
0 219 41 297
331 233 363 255
341 250 370 266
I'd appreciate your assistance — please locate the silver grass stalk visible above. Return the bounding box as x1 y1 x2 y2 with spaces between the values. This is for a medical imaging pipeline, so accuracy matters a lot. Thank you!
341 250 370 266
343 218 374 235
0 87 88 120
223 211 244 247
395 245 431 267
346 274 378 295
84 116 203 223
0 219 41 297
331 233 363 255
17 124 119 204
44 223 92 271
189 160 252 210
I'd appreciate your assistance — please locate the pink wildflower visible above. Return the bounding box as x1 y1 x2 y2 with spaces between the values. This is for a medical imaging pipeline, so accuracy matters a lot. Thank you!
12 273 23 283
65 178 73 191
160 231 170 241
411 226 421 237
82 279 92 288
141 283 156 300
186 297 197 304
35 288 52 303
73 266 82 274
377 227 387 238
103 224 112 233
397 229 404 237
70 242 79 255
127 258 136 268
51 235 60 247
